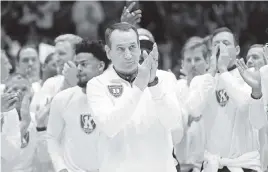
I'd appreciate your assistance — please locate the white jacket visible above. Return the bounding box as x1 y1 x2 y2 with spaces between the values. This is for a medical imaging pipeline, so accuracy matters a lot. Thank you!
87 67 185 172
187 69 267 172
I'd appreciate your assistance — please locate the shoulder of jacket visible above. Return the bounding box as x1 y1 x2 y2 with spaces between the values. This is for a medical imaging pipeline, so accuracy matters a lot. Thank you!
52 86 78 103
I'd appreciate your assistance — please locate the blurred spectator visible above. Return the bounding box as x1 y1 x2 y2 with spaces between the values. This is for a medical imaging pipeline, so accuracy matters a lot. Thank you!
2 1 268 77
40 53 58 86
72 1 105 40
16 45 40 84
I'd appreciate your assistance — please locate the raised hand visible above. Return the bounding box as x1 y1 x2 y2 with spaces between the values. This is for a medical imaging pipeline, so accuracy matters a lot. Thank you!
236 58 262 93
62 61 78 88
1 90 19 112
142 43 159 83
207 44 219 76
217 42 231 73
120 1 142 25
35 97 51 128
133 50 152 91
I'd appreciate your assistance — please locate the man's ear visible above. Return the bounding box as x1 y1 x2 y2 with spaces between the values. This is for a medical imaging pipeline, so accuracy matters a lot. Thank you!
105 45 111 60
99 61 105 72
235 45 240 56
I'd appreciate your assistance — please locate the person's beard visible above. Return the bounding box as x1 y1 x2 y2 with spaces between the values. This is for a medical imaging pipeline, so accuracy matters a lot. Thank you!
77 80 87 88
77 78 89 88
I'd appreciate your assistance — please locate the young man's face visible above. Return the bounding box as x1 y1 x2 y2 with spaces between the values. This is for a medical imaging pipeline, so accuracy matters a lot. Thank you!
18 48 39 76
54 41 75 74
183 46 208 77
246 47 266 70
212 31 239 67
106 29 141 74
74 52 103 88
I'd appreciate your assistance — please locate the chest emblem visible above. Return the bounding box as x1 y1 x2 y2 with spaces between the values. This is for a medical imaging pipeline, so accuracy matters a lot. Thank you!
216 89 229 107
108 85 123 98
80 114 96 134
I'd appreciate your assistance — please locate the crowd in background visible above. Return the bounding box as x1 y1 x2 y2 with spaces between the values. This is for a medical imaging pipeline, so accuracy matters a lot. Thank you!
2 1 268 78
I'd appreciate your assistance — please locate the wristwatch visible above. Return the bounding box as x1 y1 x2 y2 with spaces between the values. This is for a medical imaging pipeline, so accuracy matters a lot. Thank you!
36 126 47 132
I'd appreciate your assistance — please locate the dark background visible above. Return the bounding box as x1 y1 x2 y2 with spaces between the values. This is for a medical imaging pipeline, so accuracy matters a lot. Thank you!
1 1 268 78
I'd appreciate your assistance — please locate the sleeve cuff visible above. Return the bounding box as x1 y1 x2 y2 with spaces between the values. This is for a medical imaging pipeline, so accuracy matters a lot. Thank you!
36 126 47 132
130 85 143 104
148 78 165 100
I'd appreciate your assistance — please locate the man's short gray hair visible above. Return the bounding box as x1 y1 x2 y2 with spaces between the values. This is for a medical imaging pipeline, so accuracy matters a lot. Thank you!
54 34 82 49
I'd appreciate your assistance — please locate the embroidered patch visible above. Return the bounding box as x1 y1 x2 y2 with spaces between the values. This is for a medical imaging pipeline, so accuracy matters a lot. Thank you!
215 89 229 107
108 85 123 98
80 114 96 134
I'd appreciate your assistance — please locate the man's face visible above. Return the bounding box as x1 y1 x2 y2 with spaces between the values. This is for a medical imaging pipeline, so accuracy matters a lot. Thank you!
18 48 39 76
212 31 239 67
246 47 266 70
74 52 102 88
107 29 141 73
183 47 208 77
54 41 74 73
1 51 12 81
43 55 59 78
5 76 31 106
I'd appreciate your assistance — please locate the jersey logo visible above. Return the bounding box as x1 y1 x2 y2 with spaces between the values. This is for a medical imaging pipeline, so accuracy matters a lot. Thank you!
216 89 229 107
80 114 96 134
108 85 123 98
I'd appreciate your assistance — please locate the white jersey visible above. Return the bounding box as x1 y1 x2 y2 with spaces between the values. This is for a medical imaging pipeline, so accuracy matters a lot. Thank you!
259 65 268 170
87 67 185 172
172 79 205 172
187 69 267 171
47 86 101 172
1 109 38 172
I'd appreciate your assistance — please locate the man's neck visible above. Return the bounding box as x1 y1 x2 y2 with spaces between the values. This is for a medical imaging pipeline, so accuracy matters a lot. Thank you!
113 66 138 83
81 87 86 94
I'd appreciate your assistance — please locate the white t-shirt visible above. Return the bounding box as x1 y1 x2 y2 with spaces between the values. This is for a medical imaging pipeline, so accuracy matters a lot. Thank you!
47 86 101 172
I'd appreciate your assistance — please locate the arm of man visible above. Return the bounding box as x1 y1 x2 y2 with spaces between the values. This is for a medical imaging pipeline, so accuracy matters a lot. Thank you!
185 73 215 118
46 93 68 172
249 65 268 129
248 97 267 130
87 78 143 138
1 110 21 162
148 72 186 134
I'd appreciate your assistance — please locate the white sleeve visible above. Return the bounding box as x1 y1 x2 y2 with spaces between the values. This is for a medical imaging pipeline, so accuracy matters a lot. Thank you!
46 94 68 171
248 97 267 130
1 111 21 161
220 72 251 107
250 65 268 129
149 73 186 132
185 74 215 117
87 78 143 138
